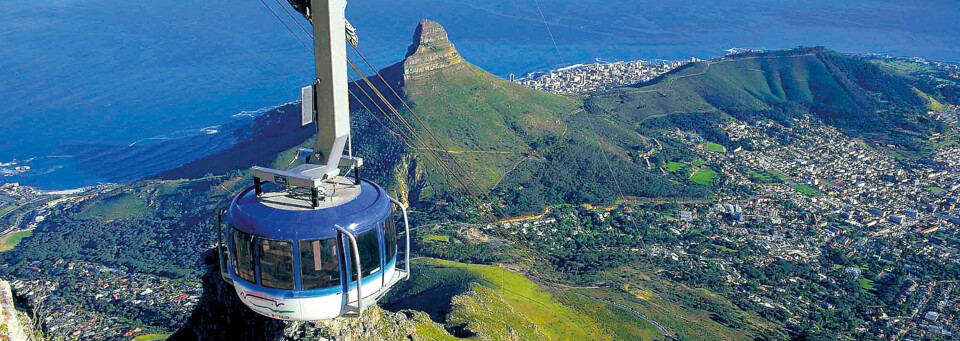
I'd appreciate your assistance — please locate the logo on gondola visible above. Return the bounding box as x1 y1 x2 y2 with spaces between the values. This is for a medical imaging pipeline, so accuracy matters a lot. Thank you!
240 291 295 314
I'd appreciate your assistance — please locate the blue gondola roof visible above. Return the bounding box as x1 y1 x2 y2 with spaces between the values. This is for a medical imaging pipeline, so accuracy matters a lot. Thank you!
229 178 391 240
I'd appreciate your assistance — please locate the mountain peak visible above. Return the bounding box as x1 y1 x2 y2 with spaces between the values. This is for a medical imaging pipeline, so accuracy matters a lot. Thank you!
403 20 463 80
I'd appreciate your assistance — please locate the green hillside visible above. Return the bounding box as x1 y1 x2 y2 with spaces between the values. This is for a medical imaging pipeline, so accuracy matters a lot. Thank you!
349 49 712 216
586 47 946 154
388 258 635 340
378 258 781 340
386 258 657 340
403 62 579 192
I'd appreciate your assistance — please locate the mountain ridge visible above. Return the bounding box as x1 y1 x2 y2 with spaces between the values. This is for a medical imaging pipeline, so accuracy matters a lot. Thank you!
588 47 947 155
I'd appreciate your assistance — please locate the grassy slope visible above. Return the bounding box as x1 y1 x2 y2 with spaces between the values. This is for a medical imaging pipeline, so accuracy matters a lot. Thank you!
404 63 580 191
71 179 225 221
393 61 717 213
587 51 857 123
387 258 782 340
586 48 938 155
555 293 662 340
0 230 33 251
592 266 787 340
388 258 663 340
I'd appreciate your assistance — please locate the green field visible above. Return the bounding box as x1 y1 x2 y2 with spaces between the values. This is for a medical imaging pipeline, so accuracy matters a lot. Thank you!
792 184 822 196
667 162 686 172
0 230 33 252
705 142 726 153
690 168 717 185
132 334 169 341
711 244 737 253
927 186 947 194
746 169 778 183
770 171 788 181
423 234 451 243
859 278 876 291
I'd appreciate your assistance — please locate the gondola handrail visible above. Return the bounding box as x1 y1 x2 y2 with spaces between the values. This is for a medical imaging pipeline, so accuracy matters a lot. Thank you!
387 196 411 280
217 209 224 276
334 225 364 316
217 207 232 284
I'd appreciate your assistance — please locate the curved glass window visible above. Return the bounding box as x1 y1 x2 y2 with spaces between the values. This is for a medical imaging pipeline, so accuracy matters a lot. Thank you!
300 238 340 290
232 229 256 283
259 238 296 290
354 228 381 277
384 214 397 260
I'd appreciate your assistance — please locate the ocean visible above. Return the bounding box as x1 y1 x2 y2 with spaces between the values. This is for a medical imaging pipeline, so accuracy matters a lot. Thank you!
2 0 959 189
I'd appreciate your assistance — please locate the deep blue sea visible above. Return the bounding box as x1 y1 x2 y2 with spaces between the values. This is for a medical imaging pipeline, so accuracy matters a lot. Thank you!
2 0 959 189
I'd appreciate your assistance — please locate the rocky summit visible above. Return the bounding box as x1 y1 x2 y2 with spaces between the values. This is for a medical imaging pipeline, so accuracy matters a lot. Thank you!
403 20 463 80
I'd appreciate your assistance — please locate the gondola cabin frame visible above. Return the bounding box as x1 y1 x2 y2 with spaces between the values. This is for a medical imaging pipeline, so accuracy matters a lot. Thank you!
218 177 409 320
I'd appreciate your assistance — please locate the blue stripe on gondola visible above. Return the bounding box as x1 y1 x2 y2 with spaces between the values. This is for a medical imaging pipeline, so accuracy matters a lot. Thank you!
233 272 342 300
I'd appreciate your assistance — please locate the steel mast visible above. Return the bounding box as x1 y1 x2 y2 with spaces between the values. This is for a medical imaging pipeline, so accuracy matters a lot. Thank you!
250 0 361 207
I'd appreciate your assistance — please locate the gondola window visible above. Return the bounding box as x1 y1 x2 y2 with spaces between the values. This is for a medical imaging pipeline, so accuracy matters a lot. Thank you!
355 229 381 277
232 229 256 283
300 239 340 290
384 215 397 259
259 238 296 290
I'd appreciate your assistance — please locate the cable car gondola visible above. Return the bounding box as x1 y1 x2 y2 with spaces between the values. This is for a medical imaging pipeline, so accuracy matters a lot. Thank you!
215 0 410 321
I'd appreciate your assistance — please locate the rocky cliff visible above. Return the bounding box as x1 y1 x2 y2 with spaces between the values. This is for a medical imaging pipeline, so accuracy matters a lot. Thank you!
1 280 30 341
402 20 464 81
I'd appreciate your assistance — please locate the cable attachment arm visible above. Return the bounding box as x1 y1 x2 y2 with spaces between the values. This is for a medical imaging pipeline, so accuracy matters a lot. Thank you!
345 19 358 47
286 0 358 47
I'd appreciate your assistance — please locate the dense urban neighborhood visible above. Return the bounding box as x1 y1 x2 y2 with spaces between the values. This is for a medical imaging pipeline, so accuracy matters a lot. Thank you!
467 103 960 339
514 58 694 95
